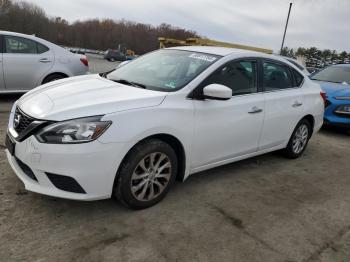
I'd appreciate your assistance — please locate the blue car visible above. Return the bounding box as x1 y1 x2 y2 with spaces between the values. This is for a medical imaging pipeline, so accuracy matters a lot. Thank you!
311 64 350 132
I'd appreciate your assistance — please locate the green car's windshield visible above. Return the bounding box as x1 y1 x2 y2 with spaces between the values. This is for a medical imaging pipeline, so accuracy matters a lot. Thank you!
311 66 350 84
107 49 221 91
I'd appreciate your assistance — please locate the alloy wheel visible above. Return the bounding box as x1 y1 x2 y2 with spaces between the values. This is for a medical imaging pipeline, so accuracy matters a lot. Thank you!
131 152 172 201
292 124 309 154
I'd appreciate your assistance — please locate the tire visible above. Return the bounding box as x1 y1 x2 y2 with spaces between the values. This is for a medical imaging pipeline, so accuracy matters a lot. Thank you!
283 119 311 159
109 58 116 62
115 139 178 209
42 74 66 84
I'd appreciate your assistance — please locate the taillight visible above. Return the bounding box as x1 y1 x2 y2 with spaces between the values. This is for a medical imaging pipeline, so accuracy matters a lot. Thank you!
320 91 328 107
80 57 88 67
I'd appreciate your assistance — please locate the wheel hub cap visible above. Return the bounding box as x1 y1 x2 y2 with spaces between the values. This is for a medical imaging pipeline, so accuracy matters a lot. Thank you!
292 124 309 154
131 152 172 201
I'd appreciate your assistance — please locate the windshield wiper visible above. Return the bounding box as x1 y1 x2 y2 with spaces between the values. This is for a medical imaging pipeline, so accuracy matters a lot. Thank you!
112 79 147 89
99 69 115 78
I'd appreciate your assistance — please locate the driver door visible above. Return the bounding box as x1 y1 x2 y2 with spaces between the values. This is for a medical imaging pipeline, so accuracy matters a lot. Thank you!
191 59 265 170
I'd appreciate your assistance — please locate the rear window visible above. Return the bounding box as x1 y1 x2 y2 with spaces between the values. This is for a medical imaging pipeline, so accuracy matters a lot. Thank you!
37 42 49 54
291 68 304 87
286 58 305 71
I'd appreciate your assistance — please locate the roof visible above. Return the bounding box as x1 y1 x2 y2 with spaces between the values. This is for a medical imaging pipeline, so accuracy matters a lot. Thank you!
168 45 263 57
0 30 37 39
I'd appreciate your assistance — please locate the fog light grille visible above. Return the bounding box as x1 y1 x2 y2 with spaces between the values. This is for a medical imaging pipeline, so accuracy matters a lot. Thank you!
46 173 86 194
15 157 38 181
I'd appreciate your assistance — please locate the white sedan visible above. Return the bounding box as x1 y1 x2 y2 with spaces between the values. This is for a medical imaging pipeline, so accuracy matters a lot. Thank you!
5 46 324 209
0 31 88 93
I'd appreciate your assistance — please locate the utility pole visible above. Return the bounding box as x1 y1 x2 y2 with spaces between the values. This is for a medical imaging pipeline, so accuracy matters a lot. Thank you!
280 3 293 54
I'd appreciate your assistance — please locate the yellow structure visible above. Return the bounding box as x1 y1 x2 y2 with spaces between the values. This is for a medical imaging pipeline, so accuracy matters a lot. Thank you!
126 49 135 56
158 37 272 54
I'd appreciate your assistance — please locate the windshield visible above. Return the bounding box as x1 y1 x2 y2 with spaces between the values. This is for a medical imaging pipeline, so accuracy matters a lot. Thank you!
311 66 350 84
107 49 221 91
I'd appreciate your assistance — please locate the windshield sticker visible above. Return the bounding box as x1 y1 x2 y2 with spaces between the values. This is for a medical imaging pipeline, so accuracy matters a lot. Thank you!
188 53 217 62
165 81 177 89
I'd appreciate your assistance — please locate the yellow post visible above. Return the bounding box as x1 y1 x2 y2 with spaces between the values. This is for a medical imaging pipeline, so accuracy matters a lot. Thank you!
158 37 273 54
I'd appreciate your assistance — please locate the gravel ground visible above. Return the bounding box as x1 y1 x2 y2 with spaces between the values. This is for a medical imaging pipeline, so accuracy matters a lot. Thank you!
0 57 350 262
87 54 120 74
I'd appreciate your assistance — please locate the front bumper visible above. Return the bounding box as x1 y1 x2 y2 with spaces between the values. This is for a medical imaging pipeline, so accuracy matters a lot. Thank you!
324 99 350 129
6 135 128 201
323 119 350 129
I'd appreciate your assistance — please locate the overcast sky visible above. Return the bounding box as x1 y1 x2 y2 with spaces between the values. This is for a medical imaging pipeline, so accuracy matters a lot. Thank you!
30 0 350 52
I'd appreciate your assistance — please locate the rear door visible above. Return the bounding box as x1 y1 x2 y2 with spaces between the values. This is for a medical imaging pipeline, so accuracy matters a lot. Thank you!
2 35 54 91
0 35 5 91
258 59 305 150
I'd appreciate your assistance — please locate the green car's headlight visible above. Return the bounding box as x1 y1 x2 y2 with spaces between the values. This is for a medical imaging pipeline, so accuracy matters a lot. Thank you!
36 116 112 144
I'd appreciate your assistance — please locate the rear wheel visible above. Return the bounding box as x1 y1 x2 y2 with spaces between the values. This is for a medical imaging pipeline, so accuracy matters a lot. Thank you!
115 139 177 209
42 73 66 84
283 119 311 159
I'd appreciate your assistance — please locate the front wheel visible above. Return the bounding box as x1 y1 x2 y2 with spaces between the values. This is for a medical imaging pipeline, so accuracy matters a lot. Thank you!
283 119 311 159
115 139 178 209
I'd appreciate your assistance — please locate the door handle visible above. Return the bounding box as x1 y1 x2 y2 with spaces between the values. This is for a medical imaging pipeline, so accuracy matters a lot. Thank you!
248 106 263 114
292 101 303 107
39 58 52 63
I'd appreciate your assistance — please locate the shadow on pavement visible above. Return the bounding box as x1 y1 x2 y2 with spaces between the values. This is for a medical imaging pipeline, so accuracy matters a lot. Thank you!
320 125 350 137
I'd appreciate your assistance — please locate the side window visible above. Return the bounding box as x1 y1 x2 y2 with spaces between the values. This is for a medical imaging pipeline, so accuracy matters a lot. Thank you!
5 36 37 54
291 68 304 87
0 35 3 53
4 36 48 54
263 62 293 91
201 60 257 96
37 42 49 54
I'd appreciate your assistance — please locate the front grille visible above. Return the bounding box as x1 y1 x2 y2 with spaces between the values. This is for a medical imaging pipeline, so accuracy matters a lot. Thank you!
14 107 35 135
46 173 86 194
334 111 350 118
15 157 38 181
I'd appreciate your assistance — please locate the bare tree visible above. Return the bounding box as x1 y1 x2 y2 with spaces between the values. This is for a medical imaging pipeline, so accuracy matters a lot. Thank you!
0 0 199 54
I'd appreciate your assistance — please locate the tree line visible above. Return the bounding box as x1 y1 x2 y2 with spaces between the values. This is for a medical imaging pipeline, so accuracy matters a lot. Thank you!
281 46 350 68
0 0 199 54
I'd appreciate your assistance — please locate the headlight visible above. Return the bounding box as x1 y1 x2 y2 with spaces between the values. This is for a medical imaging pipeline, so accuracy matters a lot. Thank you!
36 116 111 144
335 105 350 115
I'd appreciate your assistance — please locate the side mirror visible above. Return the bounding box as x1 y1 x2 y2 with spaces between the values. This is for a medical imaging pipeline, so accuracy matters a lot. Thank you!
116 60 131 68
203 84 232 100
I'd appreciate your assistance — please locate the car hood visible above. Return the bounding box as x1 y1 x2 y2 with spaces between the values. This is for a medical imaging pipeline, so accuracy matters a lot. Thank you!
315 80 350 97
18 74 167 121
